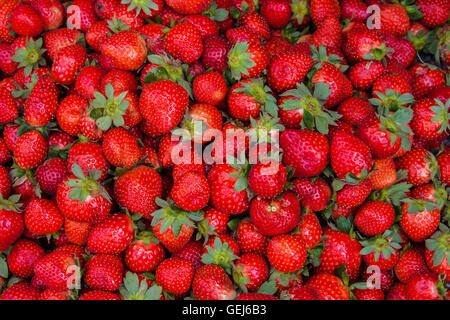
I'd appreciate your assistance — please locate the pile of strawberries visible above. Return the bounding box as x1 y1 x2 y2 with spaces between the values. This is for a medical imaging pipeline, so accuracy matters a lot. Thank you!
0 0 449 301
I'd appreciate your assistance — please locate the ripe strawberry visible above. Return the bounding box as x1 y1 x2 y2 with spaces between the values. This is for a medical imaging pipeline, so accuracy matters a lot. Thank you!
183 103 223 143
387 283 409 300
173 240 203 269
0 0 20 43
192 264 236 300
9 4 43 37
232 253 269 292
411 64 445 99
43 28 83 61
348 60 384 90
171 171 210 211
164 23 203 64
0 139 11 165
0 87 18 125
193 72 227 106
56 95 88 136
75 66 106 100
383 34 416 68
67 142 110 181
394 245 429 283
7 239 45 278
281 285 320 300
331 130 373 180
67 0 98 32
114 165 162 219
410 98 449 140
395 148 437 186
139 80 189 135
306 273 350 300
226 27 261 45
165 0 212 14
24 198 64 236
250 192 300 236
406 274 446 300
314 228 362 281
201 35 230 73
237 293 279 300
379 4 410 36
30 0 64 31
56 164 112 224
309 0 340 27
84 254 124 292
36 157 69 195
51 44 87 85
310 16 342 49
340 0 369 22
353 288 385 300
101 69 138 94
369 158 397 190
247 161 287 199
102 127 140 168
100 30 147 70
38 289 70 300
125 232 165 273
64 219 91 246
416 0 450 28
155 257 195 295
79 290 121 300
235 219 268 256
239 12 270 40
267 52 314 92
292 177 331 212
14 130 47 169
0 281 40 300
184 14 218 38
227 41 269 80
33 251 77 291
267 234 307 273
294 209 323 249
425 225 450 278
400 199 440 242
280 129 329 178
360 231 400 271
260 0 291 29
24 74 58 126
437 152 449 186
0 166 10 199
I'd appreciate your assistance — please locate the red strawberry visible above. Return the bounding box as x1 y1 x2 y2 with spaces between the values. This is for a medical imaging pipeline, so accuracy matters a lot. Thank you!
100 30 147 70
235 219 268 256
281 285 320 300
102 127 140 168
232 253 269 292
400 199 440 242
125 231 165 273
79 290 121 300
155 257 195 295
171 171 210 211
348 60 384 90
411 64 445 99
193 71 227 106
183 103 223 143
383 34 416 68
410 98 449 140
7 239 44 278
353 288 384 300
250 192 300 236
84 254 124 291
14 130 47 169
201 35 230 73
24 198 64 236
67 142 110 181
310 16 342 49
64 219 91 246
360 232 400 271
0 0 20 43
67 0 98 32
395 148 437 186
306 273 350 300
38 289 70 300
0 87 18 125
192 264 236 300
309 0 340 27
36 158 69 195
336 179 373 208
30 0 64 31
406 274 446 300
387 283 409 300
240 12 270 40
227 41 269 80
379 4 410 36
33 251 77 291
43 28 83 61
267 234 307 273
425 225 450 278
173 240 204 269
24 74 58 126
294 209 323 249
395 245 429 283
9 4 43 37
292 177 331 212
260 0 291 29
0 281 40 300
340 0 369 22
247 161 287 199
416 0 450 28
51 44 87 85
87 213 134 254
164 23 203 64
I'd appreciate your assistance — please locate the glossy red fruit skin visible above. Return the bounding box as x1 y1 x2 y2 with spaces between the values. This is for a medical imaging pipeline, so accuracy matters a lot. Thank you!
306 273 350 300
165 0 213 15
24 198 64 236
36 158 69 195
292 177 331 212
267 52 313 92
394 246 429 283
30 0 64 31
0 281 41 300
336 179 373 208
400 203 440 242
102 128 140 169
9 4 43 37
0 87 18 125
14 131 47 170
7 239 45 278
84 254 124 292
233 253 269 292
236 220 268 256
51 44 87 85
348 61 384 90
395 148 434 186
67 142 110 182
280 129 329 178
87 213 134 254
172 171 210 211
250 192 300 236
201 36 230 73
33 251 77 291
125 239 165 273
100 31 147 70
79 290 121 300
192 264 237 300
156 257 195 295
294 210 323 249
410 98 447 140
164 23 203 64
267 234 307 273
193 72 227 106
353 288 385 300
173 240 204 269
248 162 287 199
260 0 291 29
406 275 442 300
416 0 450 28
354 201 395 236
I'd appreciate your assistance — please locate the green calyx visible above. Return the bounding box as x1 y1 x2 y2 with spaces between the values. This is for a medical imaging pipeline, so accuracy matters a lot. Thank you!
430 98 450 134
395 0 424 20
120 272 162 300
65 163 111 204
232 264 251 292
135 230 160 246
107 16 131 34
344 167 372 184
0 194 22 212
377 106 414 151
402 198 439 214
11 72 39 100
11 38 47 77
151 198 203 238
202 2 229 22
249 113 285 145
370 176 412 206
290 0 309 26
196 218 218 243
362 42 394 63
281 23 302 44
425 224 450 268
408 30 430 51
234 78 278 117
370 89 415 112
310 45 347 72
121 0 159 17
228 41 256 81
90 84 130 131
360 230 402 262
280 82 341 135
201 236 239 274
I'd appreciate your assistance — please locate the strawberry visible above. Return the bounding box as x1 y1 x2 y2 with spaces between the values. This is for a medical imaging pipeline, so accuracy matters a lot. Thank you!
0 139 11 165
171 171 210 211
400 199 440 242
173 240 204 269
155 257 195 295
67 0 98 32
192 264 236 300
0 87 18 125
410 64 445 99
201 35 230 73
114 165 162 219
335 179 372 208
7 239 44 278
43 28 83 61
425 225 450 278
292 177 330 212
416 0 450 28
227 41 269 80
360 230 401 271
30 0 64 31
395 148 437 186
102 127 140 168
38 289 70 300
227 79 264 121
165 0 212 14
100 30 147 70
236 293 278 300
51 44 87 85
226 27 261 45
14 130 47 170
309 0 340 28
387 283 409 300
235 219 268 256
24 74 58 127
369 158 397 190
250 192 300 236
331 130 373 180
353 288 385 300
64 219 91 246
306 273 350 300
139 80 189 135
75 66 106 100
348 60 384 91
281 285 320 300
79 290 121 300
164 23 203 64
410 98 449 140
247 161 287 199
406 274 446 300
383 34 416 68
56 95 88 136
193 72 227 106
182 103 223 143
280 129 329 178
379 4 410 36
36 157 69 195
260 0 291 29
267 52 314 92
0 281 40 300
56 164 112 224
9 4 43 37
33 251 77 291
67 142 110 181
239 12 270 40
125 231 165 273
294 209 323 249
340 0 369 23
24 198 64 236
314 228 361 281
0 0 20 43
232 253 269 292
84 254 124 291
87 213 134 254
394 245 429 283
267 234 307 273
184 14 219 38
310 16 342 49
